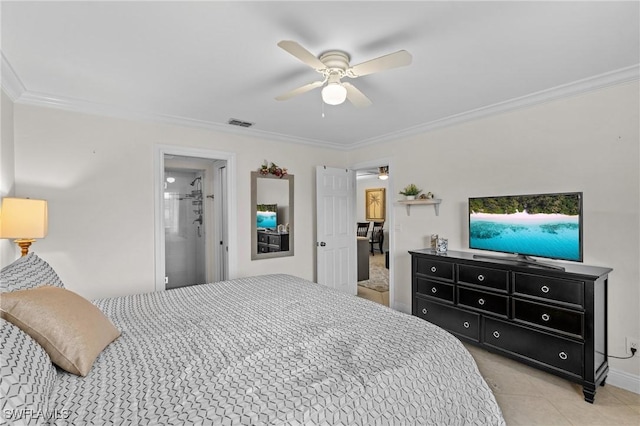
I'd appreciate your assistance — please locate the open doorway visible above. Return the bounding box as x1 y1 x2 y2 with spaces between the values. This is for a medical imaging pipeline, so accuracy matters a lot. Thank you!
353 161 393 308
164 167 207 288
154 146 237 292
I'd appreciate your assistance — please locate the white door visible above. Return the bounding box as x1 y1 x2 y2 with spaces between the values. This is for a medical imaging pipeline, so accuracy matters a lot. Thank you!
215 162 228 281
316 166 356 294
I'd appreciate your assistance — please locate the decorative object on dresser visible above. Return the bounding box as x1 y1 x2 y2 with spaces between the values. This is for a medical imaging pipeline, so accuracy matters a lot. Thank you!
409 249 612 403
430 234 439 249
436 237 448 254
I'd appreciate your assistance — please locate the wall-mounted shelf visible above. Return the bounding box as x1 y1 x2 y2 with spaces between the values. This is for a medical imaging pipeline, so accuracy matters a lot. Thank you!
396 199 442 216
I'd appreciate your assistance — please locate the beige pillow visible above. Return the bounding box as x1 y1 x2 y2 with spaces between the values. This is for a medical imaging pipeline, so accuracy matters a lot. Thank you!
0 286 120 376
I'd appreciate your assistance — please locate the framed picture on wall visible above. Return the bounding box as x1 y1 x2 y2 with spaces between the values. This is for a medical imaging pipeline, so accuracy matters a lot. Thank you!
366 188 386 221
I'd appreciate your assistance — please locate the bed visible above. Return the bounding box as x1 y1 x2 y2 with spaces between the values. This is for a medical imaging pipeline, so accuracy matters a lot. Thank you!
1 253 505 425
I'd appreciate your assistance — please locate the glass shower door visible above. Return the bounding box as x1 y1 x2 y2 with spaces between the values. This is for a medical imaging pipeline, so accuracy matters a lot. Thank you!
164 169 206 289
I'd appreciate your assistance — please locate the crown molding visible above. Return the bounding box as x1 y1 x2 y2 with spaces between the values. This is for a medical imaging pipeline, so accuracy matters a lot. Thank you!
1 52 26 101
16 90 344 150
9 61 638 151
349 64 640 149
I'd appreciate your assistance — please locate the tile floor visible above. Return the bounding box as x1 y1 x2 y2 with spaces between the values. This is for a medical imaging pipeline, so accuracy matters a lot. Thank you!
463 343 640 425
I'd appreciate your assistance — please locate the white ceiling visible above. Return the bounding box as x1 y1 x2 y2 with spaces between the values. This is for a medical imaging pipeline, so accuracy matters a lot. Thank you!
2 1 639 149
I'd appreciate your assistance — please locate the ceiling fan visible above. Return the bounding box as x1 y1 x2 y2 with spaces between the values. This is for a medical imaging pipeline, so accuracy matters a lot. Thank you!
275 40 412 108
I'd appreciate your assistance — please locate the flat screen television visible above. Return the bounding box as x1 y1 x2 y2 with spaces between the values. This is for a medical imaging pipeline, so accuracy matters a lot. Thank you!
469 192 583 265
256 204 277 230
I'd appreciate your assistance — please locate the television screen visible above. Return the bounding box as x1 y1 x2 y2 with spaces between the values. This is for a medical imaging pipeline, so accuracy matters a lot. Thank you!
257 204 277 230
469 192 582 262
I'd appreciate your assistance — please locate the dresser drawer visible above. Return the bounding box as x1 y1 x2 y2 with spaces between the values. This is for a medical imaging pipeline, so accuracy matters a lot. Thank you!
483 317 583 377
415 298 480 342
513 298 584 338
257 233 269 244
458 287 509 317
514 273 584 308
416 277 454 303
267 234 281 245
415 257 454 282
458 264 509 292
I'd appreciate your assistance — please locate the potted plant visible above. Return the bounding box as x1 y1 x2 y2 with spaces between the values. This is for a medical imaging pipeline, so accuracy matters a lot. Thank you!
399 183 422 200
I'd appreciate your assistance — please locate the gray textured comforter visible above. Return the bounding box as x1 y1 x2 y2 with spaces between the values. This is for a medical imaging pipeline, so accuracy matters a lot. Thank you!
49 274 505 425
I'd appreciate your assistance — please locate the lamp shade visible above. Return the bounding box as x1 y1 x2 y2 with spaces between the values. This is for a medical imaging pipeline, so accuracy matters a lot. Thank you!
0 198 48 239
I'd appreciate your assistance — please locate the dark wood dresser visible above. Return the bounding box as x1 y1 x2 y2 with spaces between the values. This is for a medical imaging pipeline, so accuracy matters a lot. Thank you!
257 230 289 253
409 249 612 403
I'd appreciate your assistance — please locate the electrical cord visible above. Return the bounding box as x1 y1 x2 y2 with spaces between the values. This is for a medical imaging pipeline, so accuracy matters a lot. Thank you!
609 347 637 360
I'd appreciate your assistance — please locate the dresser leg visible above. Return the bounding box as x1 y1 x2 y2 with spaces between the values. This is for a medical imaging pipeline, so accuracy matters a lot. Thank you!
583 384 596 403
600 376 607 387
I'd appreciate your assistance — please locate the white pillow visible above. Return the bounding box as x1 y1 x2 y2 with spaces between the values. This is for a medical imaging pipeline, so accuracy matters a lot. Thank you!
0 318 57 422
0 252 65 292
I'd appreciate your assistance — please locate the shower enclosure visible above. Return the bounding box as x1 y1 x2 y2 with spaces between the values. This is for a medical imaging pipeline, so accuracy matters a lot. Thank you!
164 169 207 288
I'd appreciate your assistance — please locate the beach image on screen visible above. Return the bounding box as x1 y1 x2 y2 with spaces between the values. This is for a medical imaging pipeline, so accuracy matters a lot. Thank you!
469 194 581 261
257 204 277 229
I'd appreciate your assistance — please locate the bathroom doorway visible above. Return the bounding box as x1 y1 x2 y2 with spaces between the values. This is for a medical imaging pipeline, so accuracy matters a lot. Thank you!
154 146 236 292
164 165 208 288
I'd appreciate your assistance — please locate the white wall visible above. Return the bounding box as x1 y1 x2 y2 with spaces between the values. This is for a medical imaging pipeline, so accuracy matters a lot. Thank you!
0 90 17 264
12 104 345 299
10 81 640 381
348 81 640 378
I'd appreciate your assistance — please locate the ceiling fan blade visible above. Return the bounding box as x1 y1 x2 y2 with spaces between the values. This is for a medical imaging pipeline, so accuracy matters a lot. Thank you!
349 50 412 77
343 82 372 108
275 80 324 101
277 40 326 71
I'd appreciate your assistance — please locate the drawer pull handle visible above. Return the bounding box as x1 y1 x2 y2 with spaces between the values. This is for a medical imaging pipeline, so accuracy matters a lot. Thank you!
477 274 485 282
559 352 568 360
422 308 428 315
463 321 470 329
478 298 485 306
541 313 550 322
431 287 437 294
430 266 437 273
493 331 500 339
541 285 550 294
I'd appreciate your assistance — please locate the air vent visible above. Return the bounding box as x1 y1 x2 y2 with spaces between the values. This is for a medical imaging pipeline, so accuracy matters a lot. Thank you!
227 118 254 128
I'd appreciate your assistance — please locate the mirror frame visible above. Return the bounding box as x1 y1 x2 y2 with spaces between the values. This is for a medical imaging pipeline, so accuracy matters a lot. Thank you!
251 171 294 260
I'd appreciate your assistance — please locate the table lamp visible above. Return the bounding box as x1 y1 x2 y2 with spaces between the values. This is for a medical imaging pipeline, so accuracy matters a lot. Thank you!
0 198 48 256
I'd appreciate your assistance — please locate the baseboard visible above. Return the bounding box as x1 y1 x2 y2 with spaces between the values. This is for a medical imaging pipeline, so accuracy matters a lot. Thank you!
393 301 411 314
608 367 640 395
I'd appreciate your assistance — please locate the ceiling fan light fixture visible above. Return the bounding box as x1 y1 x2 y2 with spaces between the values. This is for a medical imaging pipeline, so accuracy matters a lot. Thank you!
321 83 347 105
378 166 389 180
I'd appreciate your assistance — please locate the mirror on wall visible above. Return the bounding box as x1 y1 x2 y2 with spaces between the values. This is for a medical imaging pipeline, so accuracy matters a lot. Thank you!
251 171 294 260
